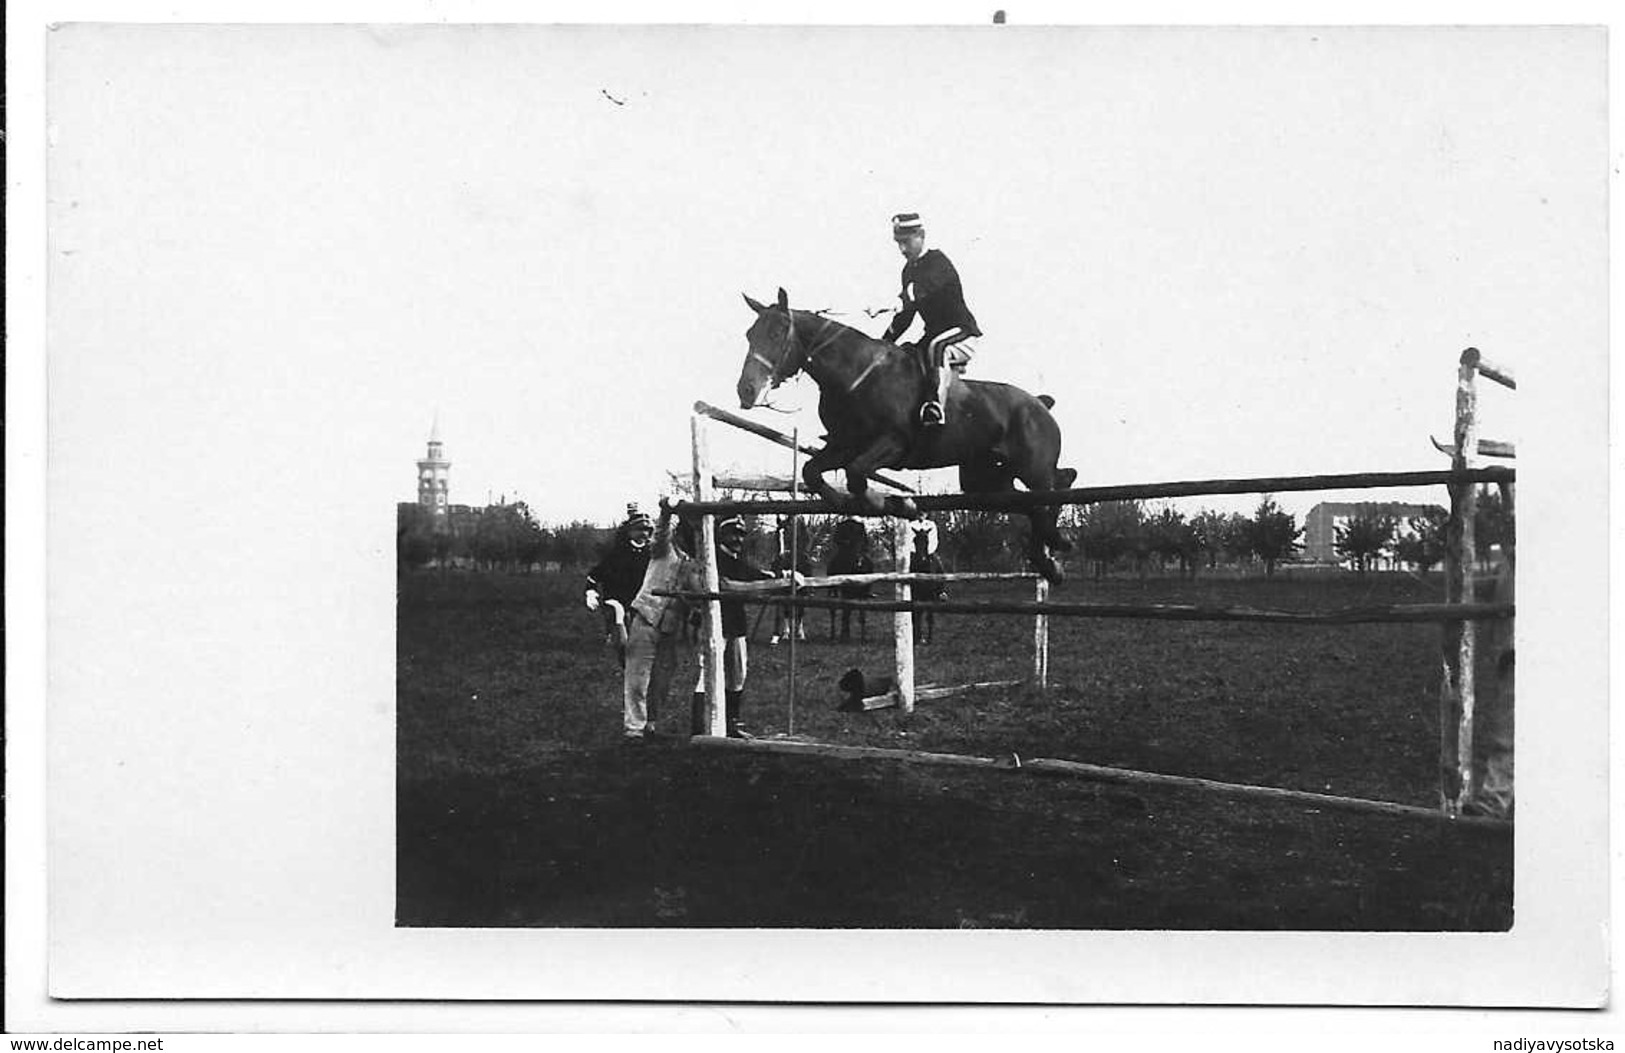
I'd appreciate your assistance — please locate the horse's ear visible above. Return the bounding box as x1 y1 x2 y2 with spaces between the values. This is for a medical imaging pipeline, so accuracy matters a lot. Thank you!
776 287 789 311
743 293 768 314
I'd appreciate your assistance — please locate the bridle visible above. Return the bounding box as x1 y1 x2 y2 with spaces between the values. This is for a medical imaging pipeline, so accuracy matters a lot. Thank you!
749 308 873 393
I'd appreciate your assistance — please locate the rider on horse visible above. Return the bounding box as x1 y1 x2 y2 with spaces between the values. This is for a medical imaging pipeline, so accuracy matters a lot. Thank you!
881 212 981 428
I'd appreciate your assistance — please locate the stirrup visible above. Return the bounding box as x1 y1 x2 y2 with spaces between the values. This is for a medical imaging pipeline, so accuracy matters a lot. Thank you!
920 401 944 426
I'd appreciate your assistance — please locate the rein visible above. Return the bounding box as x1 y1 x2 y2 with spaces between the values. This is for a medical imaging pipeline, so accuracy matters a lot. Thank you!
771 310 879 394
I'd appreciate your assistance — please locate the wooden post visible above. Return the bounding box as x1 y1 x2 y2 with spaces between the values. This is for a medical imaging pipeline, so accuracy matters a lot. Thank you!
1440 349 1481 811
787 429 800 735
690 414 727 737
892 516 915 714
1033 577 1050 690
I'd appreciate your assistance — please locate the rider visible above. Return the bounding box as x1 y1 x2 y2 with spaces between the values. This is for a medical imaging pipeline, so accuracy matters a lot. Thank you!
881 212 981 427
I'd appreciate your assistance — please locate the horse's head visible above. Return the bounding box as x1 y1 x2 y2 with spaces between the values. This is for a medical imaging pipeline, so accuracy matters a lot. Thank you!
738 287 805 409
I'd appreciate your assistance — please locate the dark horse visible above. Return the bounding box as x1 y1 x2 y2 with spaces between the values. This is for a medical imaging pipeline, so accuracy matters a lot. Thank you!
739 288 1077 582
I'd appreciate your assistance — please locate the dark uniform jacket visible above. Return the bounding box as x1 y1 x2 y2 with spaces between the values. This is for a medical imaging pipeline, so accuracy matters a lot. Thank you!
586 541 651 607
883 248 982 344
717 545 774 638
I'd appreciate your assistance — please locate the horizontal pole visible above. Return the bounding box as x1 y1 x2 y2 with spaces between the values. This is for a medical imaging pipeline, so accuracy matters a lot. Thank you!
1462 348 1517 390
1020 758 1508 828
689 738 1508 829
660 591 1515 625
1431 436 1516 460
693 400 915 494
713 472 800 492
671 466 1516 518
801 571 1038 588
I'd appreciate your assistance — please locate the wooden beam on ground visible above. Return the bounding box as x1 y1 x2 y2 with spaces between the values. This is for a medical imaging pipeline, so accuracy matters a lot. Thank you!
688 737 1509 830
672 466 1515 518
692 400 915 494
914 679 1024 702
660 591 1515 625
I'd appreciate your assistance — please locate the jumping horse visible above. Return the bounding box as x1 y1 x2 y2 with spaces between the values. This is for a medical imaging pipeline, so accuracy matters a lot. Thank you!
738 288 1077 583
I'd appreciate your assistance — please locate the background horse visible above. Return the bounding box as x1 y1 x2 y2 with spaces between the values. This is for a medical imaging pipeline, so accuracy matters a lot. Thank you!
826 517 874 641
738 288 1077 583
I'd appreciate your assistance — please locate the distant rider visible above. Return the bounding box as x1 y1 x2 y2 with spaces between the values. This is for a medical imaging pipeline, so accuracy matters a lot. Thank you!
881 212 982 427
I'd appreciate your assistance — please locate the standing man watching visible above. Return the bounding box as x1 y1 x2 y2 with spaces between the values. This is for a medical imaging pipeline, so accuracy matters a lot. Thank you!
621 500 700 741
691 514 776 738
584 503 655 666
881 212 982 427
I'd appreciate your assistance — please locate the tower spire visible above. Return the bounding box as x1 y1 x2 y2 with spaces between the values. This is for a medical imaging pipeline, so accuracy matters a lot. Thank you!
418 413 451 520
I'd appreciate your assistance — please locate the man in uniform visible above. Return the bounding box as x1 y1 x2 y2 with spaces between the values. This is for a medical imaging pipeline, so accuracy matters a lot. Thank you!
881 212 982 427
691 514 776 737
584 503 654 665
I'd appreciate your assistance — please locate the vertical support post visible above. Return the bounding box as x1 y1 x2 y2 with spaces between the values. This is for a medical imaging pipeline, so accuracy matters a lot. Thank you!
787 429 800 735
690 414 727 737
1033 576 1050 690
1440 349 1481 810
892 516 915 714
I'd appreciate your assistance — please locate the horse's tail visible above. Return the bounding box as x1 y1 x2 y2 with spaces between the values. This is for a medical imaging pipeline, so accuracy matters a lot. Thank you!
1036 394 1056 410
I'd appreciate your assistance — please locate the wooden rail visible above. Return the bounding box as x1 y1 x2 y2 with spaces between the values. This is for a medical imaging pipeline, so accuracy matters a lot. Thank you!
690 737 1510 829
673 466 1515 518
692 400 915 494
660 591 1514 626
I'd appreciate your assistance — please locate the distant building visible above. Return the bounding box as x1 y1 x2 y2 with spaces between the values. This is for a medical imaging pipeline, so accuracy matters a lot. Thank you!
1303 501 1445 562
416 416 451 522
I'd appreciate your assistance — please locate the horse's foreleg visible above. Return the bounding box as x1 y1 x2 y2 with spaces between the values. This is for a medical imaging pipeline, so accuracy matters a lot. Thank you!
844 437 916 517
801 447 852 508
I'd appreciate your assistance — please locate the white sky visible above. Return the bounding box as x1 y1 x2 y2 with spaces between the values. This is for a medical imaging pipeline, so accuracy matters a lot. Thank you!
48 22 1587 528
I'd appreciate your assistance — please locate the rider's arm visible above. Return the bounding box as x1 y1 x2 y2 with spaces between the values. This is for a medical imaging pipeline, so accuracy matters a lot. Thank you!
882 264 917 342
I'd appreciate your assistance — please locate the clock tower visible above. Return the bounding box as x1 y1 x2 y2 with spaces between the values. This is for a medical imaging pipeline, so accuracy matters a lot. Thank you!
417 416 451 523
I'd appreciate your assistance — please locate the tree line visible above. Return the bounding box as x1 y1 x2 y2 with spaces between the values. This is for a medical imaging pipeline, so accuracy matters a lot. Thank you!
397 486 1511 578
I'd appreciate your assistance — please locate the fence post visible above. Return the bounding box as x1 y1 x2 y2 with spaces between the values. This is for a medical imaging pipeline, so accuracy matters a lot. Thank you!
690 413 727 737
892 516 915 714
1033 577 1050 690
1439 349 1481 811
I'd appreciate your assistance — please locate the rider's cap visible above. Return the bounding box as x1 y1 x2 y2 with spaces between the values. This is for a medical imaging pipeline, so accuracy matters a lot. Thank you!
624 504 653 530
891 212 924 238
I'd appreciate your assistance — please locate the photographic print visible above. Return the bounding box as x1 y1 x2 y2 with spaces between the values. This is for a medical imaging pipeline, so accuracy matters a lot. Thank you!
41 16 1608 1006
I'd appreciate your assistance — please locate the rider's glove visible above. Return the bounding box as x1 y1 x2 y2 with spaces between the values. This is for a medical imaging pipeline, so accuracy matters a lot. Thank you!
584 589 602 612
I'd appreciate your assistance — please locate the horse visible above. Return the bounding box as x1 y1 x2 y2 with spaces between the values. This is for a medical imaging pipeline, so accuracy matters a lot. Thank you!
826 517 874 642
738 288 1077 583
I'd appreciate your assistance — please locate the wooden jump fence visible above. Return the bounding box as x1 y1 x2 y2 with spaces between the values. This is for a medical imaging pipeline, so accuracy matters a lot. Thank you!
670 351 1515 821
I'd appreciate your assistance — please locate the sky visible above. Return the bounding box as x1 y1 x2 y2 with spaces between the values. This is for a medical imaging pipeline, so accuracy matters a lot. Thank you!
47 22 1591 531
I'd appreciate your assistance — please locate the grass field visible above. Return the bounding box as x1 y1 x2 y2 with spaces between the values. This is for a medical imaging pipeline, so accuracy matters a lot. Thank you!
397 567 1512 929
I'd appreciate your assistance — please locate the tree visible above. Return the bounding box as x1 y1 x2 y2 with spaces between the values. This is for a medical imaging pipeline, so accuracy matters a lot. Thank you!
1394 508 1447 573
472 501 546 572
397 503 436 571
1074 500 1144 579
940 508 1019 570
1334 513 1396 577
1246 496 1302 577
1474 484 1515 560
1146 505 1201 579
1191 509 1232 571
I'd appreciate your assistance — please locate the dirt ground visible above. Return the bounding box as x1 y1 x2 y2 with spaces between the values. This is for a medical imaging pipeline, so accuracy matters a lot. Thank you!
396 570 1512 929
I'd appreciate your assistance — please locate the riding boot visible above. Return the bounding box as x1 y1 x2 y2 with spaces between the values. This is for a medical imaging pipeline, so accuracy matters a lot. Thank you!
725 689 744 738
691 691 708 736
